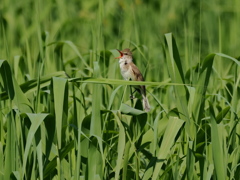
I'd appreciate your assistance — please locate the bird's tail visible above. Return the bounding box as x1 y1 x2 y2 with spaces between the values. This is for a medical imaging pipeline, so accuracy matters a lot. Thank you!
142 95 150 112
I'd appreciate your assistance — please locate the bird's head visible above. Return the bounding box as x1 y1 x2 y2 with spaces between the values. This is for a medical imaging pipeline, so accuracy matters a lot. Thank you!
115 48 132 59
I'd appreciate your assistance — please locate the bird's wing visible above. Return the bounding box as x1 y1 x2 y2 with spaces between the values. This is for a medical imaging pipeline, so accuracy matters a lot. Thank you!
130 63 146 96
131 63 144 81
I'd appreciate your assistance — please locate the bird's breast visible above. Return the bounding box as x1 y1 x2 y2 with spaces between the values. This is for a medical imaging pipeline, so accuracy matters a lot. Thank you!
120 63 137 81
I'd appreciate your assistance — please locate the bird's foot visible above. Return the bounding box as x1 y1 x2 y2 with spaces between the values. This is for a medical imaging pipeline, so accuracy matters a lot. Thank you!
130 95 135 99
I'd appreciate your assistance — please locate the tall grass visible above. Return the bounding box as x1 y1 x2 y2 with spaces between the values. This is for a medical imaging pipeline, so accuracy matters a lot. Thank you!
1 0 240 179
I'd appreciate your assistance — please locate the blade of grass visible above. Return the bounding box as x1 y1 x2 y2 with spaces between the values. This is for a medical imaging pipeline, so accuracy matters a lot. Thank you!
152 116 184 180
0 59 33 113
164 33 194 139
3 111 17 179
43 141 74 179
22 113 49 179
52 77 68 149
210 110 226 180
70 77 184 87
0 71 67 100
113 112 126 180
90 62 102 137
89 61 104 178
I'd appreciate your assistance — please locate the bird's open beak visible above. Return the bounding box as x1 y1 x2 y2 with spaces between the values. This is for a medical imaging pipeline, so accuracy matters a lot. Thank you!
115 49 123 59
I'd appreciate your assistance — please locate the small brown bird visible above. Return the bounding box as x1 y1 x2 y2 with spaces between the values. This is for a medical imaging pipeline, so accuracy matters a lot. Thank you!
115 48 150 112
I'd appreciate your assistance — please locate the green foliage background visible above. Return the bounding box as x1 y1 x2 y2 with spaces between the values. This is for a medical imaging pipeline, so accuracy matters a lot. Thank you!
1 0 240 179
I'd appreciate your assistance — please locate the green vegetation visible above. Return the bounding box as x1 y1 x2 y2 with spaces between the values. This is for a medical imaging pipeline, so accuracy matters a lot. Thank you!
1 0 240 179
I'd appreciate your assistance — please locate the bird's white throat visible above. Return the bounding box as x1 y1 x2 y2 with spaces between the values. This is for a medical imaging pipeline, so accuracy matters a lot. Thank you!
118 56 135 80
118 56 132 66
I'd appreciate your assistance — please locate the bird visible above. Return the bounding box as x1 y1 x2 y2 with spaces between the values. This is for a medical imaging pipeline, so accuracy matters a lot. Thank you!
115 48 150 112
